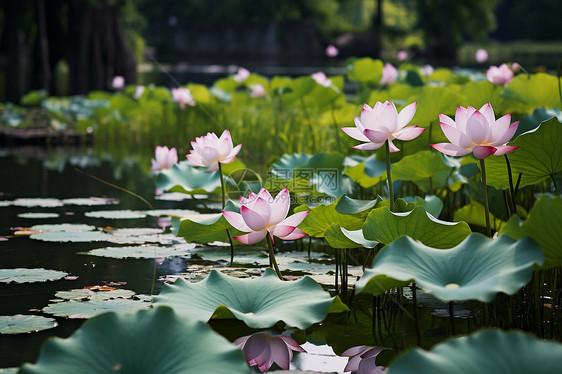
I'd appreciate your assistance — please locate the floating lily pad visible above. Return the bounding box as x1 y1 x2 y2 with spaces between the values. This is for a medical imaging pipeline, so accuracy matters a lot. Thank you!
17 213 60 219
144 209 199 217
0 201 12 207
387 329 562 374
84 244 195 259
54 288 136 302
85 210 147 219
0 268 68 284
12 198 64 208
355 234 544 302
30 224 96 232
30 231 111 243
42 298 151 319
154 268 349 329
0 315 58 334
362 206 471 249
19 307 250 374
61 197 118 206
0 368 18 374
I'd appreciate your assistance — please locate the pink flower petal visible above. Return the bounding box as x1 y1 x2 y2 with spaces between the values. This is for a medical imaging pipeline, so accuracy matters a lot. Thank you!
473 145 497 159
344 355 362 372
440 123 473 148
222 211 251 232
279 336 306 352
363 129 389 143
493 121 519 146
241 204 268 231
269 224 297 239
224 143 242 161
492 145 519 155
393 125 425 141
276 211 309 227
489 113 511 144
277 228 308 241
233 230 268 244
269 337 291 370
479 103 496 125
205 164 219 172
431 143 472 157
465 111 490 144
342 126 370 142
439 113 456 128
269 188 291 226
342 345 371 357
378 101 398 132
397 102 417 129
353 142 384 150
388 140 400 152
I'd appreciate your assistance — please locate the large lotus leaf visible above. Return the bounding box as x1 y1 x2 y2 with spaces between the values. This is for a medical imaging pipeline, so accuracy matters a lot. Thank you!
514 107 562 137
344 162 384 188
335 195 379 215
387 329 562 374
0 315 57 334
500 194 562 268
484 117 562 189
42 299 151 319
454 200 505 232
458 80 504 114
154 268 349 329
84 244 195 259
172 206 244 244
280 76 316 104
0 268 67 284
391 150 452 192
294 196 367 238
362 206 471 249
409 86 464 125
402 196 444 218
156 161 222 194
324 223 378 249
269 153 312 179
355 234 543 302
19 307 250 374
346 57 383 85
30 224 96 232
502 73 560 113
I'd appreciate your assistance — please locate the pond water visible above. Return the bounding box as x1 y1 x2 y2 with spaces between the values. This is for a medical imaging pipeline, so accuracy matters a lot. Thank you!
0 146 478 371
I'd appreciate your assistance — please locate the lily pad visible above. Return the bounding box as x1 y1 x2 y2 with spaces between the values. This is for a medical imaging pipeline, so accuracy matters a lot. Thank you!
30 231 111 243
362 206 471 249
19 307 250 374
61 197 119 206
387 329 562 374
12 198 64 208
17 213 60 219
355 234 544 302
42 298 151 319
154 268 349 329
54 288 136 302
84 210 147 219
30 223 96 232
144 209 199 217
84 244 195 259
0 315 57 334
0 268 68 284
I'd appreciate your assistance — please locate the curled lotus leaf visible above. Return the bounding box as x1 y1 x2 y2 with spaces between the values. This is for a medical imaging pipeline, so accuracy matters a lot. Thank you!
19 307 250 374
356 234 544 302
324 223 378 249
154 268 349 329
0 315 57 334
388 329 562 374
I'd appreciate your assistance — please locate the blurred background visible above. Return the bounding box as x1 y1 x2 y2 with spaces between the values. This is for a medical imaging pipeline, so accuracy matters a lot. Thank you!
1 0 562 102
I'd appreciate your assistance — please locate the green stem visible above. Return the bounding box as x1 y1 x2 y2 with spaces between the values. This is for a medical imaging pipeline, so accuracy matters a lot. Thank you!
504 154 517 214
218 163 235 264
266 234 284 280
331 103 342 153
385 140 394 211
557 61 562 109
551 174 560 195
479 159 492 237
411 283 421 346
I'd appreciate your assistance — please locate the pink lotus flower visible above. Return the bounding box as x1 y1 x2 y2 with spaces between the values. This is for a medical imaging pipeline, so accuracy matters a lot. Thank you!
186 130 242 172
380 63 397 85
420 64 434 76
233 67 250 82
397 50 408 61
234 332 305 372
111 76 125 90
511 62 521 73
134 85 145 99
431 103 519 159
475 48 488 63
151 146 178 171
250 84 267 98
311 71 332 87
223 188 309 245
172 87 196 109
325 44 339 57
486 63 514 85
341 101 424 152
342 345 386 374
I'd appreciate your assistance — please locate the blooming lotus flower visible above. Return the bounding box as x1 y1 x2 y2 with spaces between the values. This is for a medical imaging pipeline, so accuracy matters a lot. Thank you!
325 44 339 57
186 130 242 172
250 84 267 98
341 101 424 152
431 103 519 159
134 85 145 99
223 188 309 244
475 48 488 63
233 67 250 82
311 71 332 87
487 63 514 85
172 87 196 109
342 345 386 374
420 64 434 76
397 50 408 61
234 332 305 372
151 145 178 171
111 76 125 90
380 63 397 85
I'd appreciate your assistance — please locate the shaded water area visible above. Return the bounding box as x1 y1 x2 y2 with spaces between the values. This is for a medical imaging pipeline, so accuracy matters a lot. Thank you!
0 146 502 371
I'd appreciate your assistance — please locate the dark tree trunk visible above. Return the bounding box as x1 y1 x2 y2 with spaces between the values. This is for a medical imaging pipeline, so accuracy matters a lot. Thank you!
370 0 383 58
37 0 51 91
418 0 457 64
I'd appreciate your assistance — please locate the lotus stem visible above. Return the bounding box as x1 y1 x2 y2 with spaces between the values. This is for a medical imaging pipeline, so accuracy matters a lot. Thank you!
218 163 235 264
385 140 395 211
266 234 284 281
411 283 421 346
331 103 343 153
479 159 492 237
550 174 560 195
504 154 517 215
557 61 562 109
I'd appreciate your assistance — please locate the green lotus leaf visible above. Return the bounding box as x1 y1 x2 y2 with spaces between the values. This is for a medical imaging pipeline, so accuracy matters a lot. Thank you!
0 315 57 334
500 194 562 268
85 210 147 219
484 116 562 189
335 195 380 215
409 86 464 126
387 329 562 374
402 195 444 218
0 368 17 373
457 80 504 114
154 268 349 329
391 150 452 192
280 76 316 104
346 57 383 85
17 213 59 219
19 307 250 374
356 234 544 302
270 154 312 179
30 224 96 232
295 196 367 238
61 197 118 206
84 244 195 259
502 73 560 113
514 107 562 137
156 161 222 194
0 268 68 284
454 199 506 232
30 231 111 243
344 162 384 188
12 198 64 208
54 288 136 302
42 298 151 319
324 223 378 249
362 206 471 248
